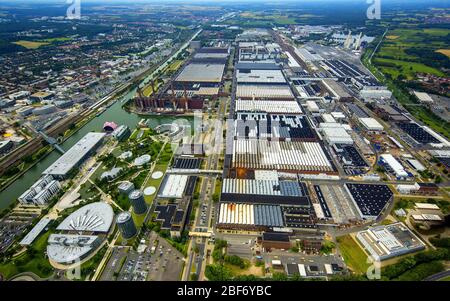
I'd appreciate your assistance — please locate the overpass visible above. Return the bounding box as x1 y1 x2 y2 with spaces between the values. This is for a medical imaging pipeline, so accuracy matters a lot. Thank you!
166 168 222 176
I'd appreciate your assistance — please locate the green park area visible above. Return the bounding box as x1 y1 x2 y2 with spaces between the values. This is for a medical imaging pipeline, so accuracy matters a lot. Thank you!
336 235 369 275
13 40 49 49
13 37 73 49
374 28 448 80
0 230 54 280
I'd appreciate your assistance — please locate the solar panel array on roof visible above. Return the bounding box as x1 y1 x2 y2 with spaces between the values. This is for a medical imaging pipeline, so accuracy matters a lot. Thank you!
346 183 393 218
396 123 440 144
154 205 177 229
172 158 202 169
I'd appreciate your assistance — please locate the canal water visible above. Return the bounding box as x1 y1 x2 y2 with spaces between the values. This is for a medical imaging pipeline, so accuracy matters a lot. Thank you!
0 88 188 211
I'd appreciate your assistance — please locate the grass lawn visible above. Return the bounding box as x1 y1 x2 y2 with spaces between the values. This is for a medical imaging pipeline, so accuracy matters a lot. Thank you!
142 163 169 204
374 57 445 79
0 231 54 280
439 276 450 281
336 235 370 275
13 40 49 49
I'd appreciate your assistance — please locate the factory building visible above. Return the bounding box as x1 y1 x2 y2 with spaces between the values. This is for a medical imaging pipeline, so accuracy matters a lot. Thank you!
234 113 316 141
380 154 409 179
43 132 106 179
236 85 295 100
232 140 335 174
158 175 189 199
128 190 147 215
217 202 285 230
235 100 302 114
358 117 384 132
116 212 137 239
17 106 34 117
321 127 353 145
356 222 425 261
18 175 61 205
360 87 392 101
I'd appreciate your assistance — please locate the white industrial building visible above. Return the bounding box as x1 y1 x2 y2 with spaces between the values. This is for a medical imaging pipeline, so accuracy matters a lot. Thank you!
233 140 334 172
360 87 392 101
356 222 425 261
305 100 319 113
236 85 294 99
158 174 189 199
413 91 433 103
358 117 384 131
218 202 284 227
321 127 353 145
235 100 302 114
43 132 106 179
380 154 408 179
236 69 286 84
396 183 420 194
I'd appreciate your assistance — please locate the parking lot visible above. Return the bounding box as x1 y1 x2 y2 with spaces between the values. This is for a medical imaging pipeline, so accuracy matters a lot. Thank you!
101 231 184 281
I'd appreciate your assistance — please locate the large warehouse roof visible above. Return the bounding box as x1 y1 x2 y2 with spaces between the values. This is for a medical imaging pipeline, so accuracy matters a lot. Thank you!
43 132 106 177
175 63 225 83
218 203 284 227
232 140 334 172
237 69 286 84
234 113 316 140
158 174 189 199
237 85 294 99
380 154 408 178
236 62 281 70
222 178 305 197
235 100 302 114
56 202 114 233
359 118 384 131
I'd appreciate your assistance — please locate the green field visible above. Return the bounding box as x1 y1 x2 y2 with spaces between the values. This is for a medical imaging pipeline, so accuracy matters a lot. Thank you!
13 40 49 49
373 57 445 79
336 235 370 275
0 231 54 280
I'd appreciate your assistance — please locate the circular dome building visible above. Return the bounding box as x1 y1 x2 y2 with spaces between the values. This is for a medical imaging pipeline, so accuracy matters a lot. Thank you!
103 121 118 133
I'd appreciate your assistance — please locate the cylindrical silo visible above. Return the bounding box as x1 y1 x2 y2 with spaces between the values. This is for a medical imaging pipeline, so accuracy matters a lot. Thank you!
128 189 147 214
116 211 137 239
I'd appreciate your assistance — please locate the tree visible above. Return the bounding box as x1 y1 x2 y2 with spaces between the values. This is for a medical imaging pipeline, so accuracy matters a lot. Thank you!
204 264 233 281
